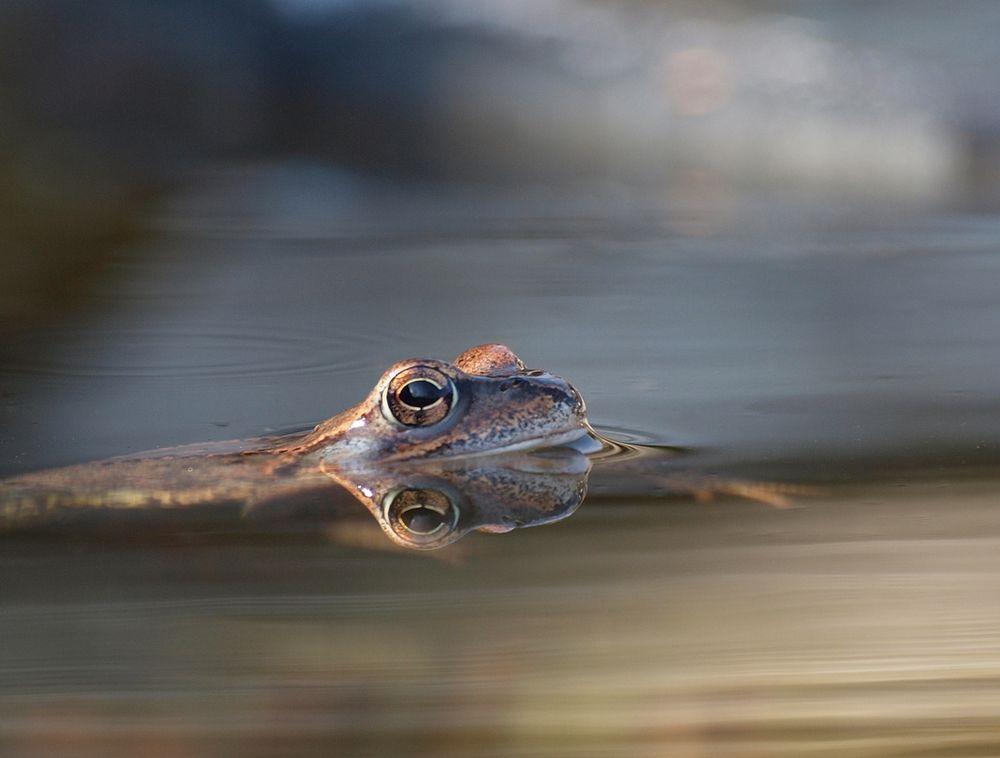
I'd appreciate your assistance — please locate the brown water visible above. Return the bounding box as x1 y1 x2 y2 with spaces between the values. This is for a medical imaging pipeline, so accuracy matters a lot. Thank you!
2 482 999 756
2 168 1000 756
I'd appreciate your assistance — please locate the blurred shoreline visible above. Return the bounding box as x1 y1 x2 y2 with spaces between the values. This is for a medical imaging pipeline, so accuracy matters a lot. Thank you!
4 0 999 327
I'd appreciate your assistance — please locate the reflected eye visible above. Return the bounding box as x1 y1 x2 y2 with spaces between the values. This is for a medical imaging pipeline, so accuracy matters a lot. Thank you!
401 505 448 534
383 366 456 427
383 487 460 546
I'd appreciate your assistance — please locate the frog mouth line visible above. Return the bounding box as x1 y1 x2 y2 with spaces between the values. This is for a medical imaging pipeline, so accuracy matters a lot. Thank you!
392 425 594 462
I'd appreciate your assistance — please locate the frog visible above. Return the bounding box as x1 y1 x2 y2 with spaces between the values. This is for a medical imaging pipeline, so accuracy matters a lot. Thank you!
271 342 592 464
0 344 597 541
1 343 804 547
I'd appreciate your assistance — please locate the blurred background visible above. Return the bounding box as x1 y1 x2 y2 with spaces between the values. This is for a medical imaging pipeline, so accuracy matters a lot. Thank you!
2 1 1000 755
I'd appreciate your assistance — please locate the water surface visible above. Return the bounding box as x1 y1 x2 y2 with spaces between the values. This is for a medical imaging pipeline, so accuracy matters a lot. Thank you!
2 169 999 756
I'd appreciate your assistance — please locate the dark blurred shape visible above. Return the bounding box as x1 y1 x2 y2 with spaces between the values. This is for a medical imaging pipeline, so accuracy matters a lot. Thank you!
2 0 996 329
0 0 282 161
0 0 566 177
0 0 284 327
0 0 579 328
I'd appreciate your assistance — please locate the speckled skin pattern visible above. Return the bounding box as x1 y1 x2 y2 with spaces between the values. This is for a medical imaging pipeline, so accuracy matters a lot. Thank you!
325 447 590 549
1 345 592 530
285 344 587 464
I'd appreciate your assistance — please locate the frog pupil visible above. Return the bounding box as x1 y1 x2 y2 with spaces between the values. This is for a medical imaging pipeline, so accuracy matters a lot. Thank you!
400 379 446 408
401 505 446 534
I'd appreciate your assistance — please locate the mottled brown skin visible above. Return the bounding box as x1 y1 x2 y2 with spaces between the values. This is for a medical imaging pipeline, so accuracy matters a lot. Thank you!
326 447 590 550
276 346 586 463
453 343 525 375
1 345 593 534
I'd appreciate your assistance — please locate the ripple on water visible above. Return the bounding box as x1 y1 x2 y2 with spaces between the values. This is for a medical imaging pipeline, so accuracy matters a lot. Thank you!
3 323 393 380
593 425 669 447
589 425 690 461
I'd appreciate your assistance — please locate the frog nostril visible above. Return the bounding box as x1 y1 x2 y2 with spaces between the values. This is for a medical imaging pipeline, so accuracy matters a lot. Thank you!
499 379 526 393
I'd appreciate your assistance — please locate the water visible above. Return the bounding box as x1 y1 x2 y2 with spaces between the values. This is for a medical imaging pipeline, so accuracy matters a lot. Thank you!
3 169 999 478
2 486 1000 756
7 0 1000 750
1 162 999 755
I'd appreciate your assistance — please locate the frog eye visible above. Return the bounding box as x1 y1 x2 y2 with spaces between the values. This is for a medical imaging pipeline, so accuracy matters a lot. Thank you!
382 488 459 540
383 366 456 427
383 487 460 547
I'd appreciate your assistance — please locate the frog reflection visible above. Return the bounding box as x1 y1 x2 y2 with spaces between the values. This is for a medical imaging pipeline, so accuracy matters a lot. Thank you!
332 447 590 550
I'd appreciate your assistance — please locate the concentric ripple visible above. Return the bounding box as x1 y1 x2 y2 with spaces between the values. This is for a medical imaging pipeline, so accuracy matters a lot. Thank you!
3 323 390 380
